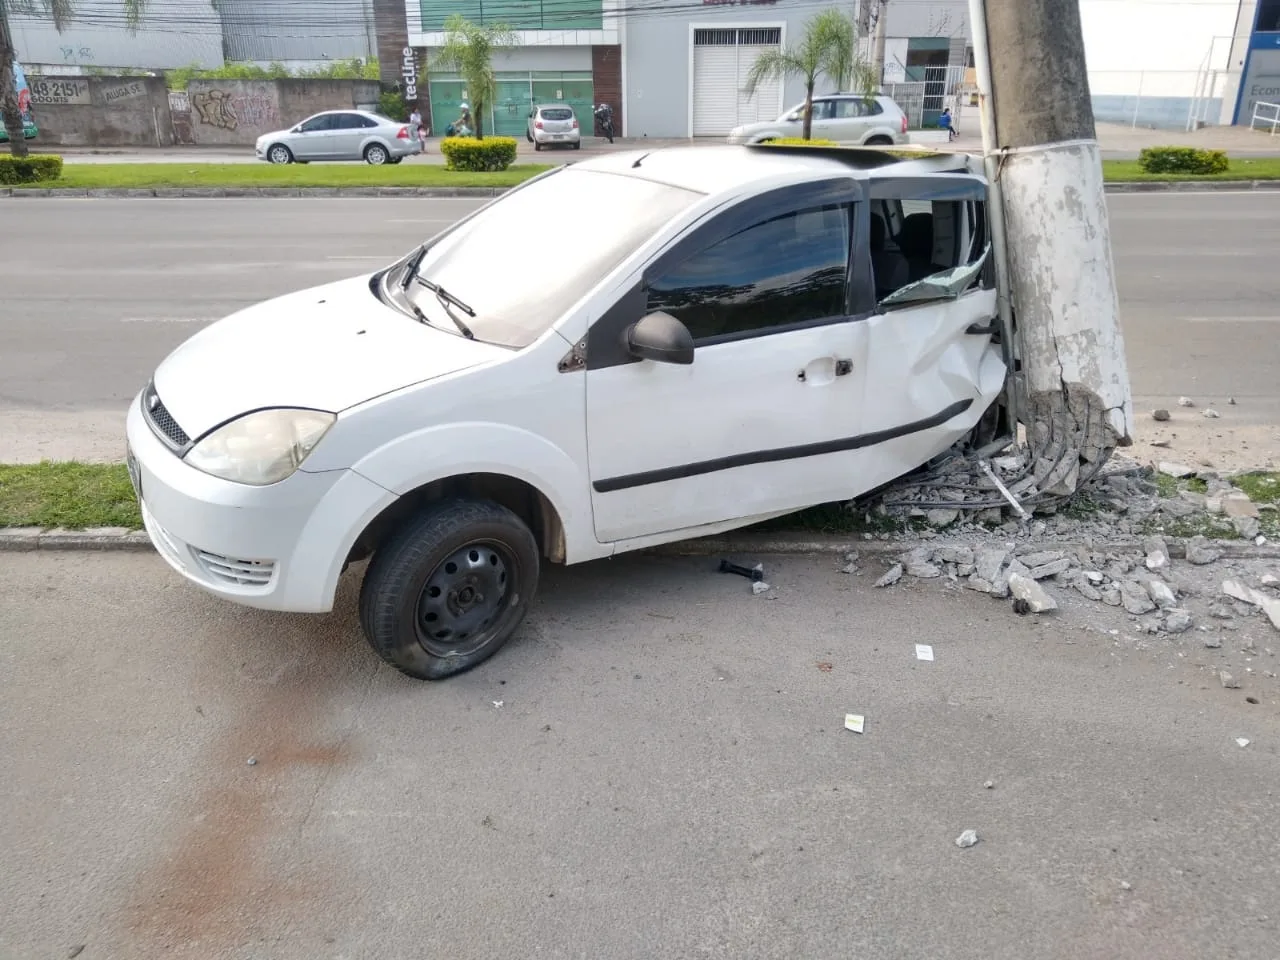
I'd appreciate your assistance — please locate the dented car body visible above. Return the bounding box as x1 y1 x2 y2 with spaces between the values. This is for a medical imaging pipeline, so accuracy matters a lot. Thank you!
125 143 1010 680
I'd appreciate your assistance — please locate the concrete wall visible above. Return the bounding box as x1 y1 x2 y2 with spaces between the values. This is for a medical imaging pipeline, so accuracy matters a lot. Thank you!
26 75 174 146
881 0 970 41
186 78 382 145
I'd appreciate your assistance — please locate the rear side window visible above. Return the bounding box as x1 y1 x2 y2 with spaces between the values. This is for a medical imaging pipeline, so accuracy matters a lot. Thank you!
540 108 573 121
646 204 851 343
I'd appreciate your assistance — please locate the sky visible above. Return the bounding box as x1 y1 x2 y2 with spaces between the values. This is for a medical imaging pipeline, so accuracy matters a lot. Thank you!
1079 0 1245 74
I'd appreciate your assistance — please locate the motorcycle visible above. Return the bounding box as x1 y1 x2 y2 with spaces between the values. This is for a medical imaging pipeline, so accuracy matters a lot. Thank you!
593 103 615 144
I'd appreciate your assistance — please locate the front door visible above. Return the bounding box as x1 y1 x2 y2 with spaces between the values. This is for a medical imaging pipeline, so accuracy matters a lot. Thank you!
584 179 875 544
292 113 336 159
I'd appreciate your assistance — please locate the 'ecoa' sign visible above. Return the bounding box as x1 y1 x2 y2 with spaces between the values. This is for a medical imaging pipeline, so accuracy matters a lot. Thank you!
402 47 418 99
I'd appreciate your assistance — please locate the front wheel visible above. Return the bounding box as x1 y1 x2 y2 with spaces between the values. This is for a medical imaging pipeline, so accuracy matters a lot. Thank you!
533 141 542 151
865 136 894 146
365 143 389 165
267 143 293 164
359 500 541 681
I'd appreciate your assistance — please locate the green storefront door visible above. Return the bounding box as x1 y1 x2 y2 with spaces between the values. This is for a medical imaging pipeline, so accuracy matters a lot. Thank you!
493 79 533 138
531 73 594 138
429 79 466 135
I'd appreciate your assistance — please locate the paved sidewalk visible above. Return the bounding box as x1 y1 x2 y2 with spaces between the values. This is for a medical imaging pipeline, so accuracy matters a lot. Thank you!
45 121 1280 165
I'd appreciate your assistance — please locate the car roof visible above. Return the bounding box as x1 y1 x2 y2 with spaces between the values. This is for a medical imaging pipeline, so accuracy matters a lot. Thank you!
566 144 974 196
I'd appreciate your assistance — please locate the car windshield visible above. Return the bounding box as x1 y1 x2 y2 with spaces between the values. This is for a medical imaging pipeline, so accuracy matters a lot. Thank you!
402 169 702 348
540 108 573 120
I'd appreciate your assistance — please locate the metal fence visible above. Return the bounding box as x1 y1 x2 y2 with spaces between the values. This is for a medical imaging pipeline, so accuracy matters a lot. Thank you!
882 65 968 130
1251 100 1280 136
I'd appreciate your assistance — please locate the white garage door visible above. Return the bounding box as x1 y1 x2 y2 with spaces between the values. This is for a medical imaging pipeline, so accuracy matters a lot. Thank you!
692 27 783 137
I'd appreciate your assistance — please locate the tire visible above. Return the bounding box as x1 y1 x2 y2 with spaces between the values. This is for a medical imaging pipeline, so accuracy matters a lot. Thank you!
365 143 389 165
359 499 540 681
534 141 542 152
526 129 533 142
388 157 404 164
267 143 293 164
572 140 581 150
865 136 894 146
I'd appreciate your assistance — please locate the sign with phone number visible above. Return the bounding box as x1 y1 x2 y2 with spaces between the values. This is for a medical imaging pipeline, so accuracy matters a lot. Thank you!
29 77 92 105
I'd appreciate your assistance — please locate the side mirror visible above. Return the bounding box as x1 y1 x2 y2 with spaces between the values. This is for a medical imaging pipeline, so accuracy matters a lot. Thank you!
626 312 694 365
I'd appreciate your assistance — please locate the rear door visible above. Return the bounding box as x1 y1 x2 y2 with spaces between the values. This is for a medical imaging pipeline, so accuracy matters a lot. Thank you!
852 175 1007 492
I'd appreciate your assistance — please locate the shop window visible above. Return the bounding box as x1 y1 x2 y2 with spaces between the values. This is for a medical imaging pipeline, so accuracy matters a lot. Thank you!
1258 0 1280 32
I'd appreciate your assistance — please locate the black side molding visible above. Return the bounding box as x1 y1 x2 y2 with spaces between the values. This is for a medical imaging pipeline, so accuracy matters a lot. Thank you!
592 398 975 494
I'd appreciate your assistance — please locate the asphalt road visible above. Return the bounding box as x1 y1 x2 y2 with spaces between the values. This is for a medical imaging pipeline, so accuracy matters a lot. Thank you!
3 550 1278 960
1 192 1279 465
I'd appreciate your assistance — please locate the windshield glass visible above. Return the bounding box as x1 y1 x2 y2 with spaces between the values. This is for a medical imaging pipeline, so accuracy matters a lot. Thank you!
540 108 573 120
403 169 702 347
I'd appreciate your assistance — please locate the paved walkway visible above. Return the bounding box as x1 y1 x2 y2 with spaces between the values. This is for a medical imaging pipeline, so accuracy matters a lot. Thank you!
46 121 1280 165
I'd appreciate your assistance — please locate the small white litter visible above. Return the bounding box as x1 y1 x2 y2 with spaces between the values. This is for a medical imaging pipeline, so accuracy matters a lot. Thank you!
492 700 504 709
752 581 770 596
915 644 934 662
955 829 980 849
844 713 865 734
1236 738 1251 748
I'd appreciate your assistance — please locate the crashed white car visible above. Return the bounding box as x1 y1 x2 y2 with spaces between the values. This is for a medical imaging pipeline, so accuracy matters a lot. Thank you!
125 144 1009 681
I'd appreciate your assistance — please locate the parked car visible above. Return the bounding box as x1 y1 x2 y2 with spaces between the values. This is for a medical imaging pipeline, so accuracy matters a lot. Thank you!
255 110 418 165
727 94 909 146
526 104 581 150
125 144 1006 682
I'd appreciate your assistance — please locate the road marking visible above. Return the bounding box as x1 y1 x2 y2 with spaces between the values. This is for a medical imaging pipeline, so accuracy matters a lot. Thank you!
1177 321 1280 330
120 317 219 323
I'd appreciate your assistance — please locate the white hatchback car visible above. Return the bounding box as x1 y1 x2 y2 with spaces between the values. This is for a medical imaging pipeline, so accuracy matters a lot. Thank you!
728 94 909 146
126 144 1007 681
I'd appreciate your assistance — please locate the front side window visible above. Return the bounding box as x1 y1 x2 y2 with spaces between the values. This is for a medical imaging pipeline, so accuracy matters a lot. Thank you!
869 195 991 308
299 114 333 133
646 204 851 343
400 169 702 348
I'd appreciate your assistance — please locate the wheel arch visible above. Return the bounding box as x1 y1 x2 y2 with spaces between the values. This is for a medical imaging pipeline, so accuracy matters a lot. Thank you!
346 472 569 569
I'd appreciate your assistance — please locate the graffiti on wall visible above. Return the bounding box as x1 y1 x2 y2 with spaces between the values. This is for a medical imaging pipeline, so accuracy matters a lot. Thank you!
191 89 278 131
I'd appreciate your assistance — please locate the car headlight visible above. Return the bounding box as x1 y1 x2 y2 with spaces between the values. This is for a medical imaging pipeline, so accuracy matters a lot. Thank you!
184 408 336 485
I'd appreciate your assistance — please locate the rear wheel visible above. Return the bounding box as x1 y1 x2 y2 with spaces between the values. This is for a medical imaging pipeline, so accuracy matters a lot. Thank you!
365 143 389 165
533 140 543 152
573 140 581 150
865 135 894 146
267 143 293 164
359 500 540 681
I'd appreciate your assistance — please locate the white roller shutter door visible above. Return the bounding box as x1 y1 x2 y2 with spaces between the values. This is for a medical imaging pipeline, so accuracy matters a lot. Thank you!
692 27 782 137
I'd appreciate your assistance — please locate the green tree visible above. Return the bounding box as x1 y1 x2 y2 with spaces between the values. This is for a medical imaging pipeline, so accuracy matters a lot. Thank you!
431 13 515 141
1 0 149 157
744 9 876 141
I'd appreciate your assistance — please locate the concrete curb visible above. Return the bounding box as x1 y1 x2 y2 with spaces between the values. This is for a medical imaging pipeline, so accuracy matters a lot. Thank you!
4 526 1280 562
3 180 1280 200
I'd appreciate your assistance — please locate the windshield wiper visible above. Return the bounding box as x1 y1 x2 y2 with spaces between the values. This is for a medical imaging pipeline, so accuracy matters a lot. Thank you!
412 275 476 340
400 242 430 291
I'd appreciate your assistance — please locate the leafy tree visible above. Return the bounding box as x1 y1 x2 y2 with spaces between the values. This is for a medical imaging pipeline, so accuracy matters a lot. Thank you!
744 9 875 141
431 13 515 140
1 0 149 156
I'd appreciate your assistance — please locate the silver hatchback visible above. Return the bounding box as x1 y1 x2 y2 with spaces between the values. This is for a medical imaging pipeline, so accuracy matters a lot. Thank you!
526 104 582 151
255 110 419 165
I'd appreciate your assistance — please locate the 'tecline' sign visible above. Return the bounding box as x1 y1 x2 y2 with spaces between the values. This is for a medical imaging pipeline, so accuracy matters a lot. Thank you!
402 46 418 100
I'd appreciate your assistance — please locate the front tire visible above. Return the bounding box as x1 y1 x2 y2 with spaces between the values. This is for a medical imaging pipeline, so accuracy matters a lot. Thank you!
533 140 542 151
359 500 540 681
365 143 389 165
865 136 894 146
267 143 293 164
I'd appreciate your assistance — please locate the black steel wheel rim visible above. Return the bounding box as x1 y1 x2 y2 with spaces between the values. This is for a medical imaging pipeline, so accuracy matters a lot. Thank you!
415 540 515 658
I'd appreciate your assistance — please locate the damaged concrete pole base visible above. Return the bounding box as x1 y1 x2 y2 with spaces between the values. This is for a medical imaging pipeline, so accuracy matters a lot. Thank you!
999 139 1135 498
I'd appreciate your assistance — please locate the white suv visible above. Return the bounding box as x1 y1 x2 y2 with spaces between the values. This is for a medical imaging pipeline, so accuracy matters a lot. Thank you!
125 144 1004 681
728 94 909 146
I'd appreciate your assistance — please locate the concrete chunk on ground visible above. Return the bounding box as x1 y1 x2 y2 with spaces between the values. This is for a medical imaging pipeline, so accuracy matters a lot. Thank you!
875 564 904 588
1220 670 1241 689
1144 535 1170 571
1165 610 1194 633
1158 461 1199 478
1007 573 1058 613
1120 579 1158 615
1028 557 1074 580
1147 579 1178 610
1185 536 1223 565
1223 580 1280 631
975 546 1011 584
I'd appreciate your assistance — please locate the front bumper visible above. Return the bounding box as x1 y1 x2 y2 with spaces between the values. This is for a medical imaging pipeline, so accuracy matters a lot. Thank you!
125 392 395 613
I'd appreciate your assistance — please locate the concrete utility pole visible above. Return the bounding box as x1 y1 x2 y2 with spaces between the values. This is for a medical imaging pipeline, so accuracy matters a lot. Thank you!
966 0 1133 496
869 0 888 86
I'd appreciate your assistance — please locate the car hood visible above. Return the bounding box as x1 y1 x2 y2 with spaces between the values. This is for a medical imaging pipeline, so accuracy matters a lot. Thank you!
256 127 292 143
153 275 508 442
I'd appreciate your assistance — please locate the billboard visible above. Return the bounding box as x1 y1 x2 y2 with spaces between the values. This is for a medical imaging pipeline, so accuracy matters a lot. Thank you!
1 61 39 142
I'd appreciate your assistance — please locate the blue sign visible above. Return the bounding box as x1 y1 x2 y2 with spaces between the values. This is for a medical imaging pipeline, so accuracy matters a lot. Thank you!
1250 32 1280 50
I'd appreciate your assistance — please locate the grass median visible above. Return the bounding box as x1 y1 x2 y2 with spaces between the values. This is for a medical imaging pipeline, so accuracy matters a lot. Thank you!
8 156 1280 192
11 162 552 191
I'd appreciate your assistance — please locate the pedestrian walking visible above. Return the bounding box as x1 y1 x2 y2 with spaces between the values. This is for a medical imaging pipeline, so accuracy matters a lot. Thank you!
939 107 958 141
408 107 426 153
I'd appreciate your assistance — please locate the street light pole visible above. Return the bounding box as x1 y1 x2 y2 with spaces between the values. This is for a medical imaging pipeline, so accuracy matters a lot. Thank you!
965 0 1133 496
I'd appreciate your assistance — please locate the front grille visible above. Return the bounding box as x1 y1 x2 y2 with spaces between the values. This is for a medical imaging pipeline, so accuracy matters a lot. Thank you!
194 549 276 587
142 382 190 449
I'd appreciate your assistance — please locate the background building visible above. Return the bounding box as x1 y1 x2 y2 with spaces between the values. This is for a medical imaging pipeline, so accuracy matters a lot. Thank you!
407 0 622 139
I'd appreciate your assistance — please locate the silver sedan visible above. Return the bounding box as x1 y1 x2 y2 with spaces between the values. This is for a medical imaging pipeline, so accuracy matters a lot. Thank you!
255 110 420 165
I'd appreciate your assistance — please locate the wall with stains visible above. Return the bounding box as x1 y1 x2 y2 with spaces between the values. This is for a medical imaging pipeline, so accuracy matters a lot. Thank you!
185 79 382 145
26 75 175 147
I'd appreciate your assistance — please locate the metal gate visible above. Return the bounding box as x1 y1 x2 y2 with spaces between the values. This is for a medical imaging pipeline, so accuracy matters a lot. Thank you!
691 26 783 137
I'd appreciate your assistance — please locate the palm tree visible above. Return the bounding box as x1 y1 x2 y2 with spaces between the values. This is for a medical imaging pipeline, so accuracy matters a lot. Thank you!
744 9 876 141
1 0 148 156
431 14 516 141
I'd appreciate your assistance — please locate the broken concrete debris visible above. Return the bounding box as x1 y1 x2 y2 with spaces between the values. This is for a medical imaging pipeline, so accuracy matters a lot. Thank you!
955 829 980 849
1220 670 1241 689
1008 573 1058 613
875 564 904 588
1178 397 1195 407
751 581 770 596
1152 409 1171 422
1222 580 1280 631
